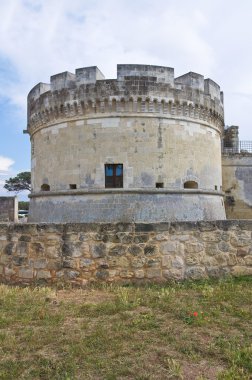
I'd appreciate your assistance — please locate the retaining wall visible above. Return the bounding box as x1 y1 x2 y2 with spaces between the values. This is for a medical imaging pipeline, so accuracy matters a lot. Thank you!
0 221 251 285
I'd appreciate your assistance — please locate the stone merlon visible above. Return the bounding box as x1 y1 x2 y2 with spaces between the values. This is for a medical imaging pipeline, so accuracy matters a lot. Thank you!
27 64 224 133
28 64 223 102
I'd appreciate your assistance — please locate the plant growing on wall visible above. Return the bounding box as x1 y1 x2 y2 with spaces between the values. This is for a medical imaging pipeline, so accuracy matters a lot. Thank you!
4 171 31 193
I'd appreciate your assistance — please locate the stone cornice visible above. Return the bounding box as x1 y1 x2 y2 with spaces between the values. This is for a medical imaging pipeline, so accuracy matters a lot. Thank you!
28 97 224 136
29 188 225 198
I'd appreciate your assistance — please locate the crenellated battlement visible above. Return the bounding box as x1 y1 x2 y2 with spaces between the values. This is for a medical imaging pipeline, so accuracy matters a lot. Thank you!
27 64 224 134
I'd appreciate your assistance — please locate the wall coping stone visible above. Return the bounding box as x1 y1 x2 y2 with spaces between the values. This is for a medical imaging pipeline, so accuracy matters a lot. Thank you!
1 220 251 231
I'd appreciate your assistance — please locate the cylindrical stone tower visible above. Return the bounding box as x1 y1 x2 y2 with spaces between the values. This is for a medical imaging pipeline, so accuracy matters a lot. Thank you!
26 64 226 222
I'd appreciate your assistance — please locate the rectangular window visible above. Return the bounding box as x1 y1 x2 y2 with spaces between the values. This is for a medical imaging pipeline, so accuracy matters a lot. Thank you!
105 164 123 188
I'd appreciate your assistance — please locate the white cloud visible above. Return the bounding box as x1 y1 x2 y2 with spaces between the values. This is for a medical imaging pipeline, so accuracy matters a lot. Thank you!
0 156 15 195
0 0 215 108
0 0 252 138
0 156 14 173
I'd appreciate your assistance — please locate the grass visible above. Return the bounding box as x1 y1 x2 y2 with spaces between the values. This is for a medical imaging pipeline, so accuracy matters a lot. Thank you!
0 277 251 379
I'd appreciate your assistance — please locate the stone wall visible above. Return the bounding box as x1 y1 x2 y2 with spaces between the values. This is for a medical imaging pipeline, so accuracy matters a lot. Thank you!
28 191 225 223
0 197 18 222
0 221 251 285
222 154 252 219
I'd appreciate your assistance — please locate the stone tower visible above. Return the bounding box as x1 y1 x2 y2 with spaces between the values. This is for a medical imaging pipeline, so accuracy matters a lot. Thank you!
26 64 226 222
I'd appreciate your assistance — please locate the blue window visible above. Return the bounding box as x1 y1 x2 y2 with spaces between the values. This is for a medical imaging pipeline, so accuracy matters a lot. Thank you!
105 164 123 188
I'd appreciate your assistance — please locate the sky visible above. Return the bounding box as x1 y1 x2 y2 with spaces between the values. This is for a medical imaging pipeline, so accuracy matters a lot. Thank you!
0 0 252 198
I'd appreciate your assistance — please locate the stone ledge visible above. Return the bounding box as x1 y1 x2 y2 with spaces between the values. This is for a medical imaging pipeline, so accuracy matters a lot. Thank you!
29 188 225 198
1 220 251 232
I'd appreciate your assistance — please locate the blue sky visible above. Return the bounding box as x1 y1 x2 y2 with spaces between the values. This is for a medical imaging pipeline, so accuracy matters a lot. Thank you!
1 0 252 198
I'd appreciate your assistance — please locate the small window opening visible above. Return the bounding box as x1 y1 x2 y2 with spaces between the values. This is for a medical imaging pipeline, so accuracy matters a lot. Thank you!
214 185 217 190
41 184 50 191
105 164 123 188
184 181 198 189
156 182 164 188
69 184 77 189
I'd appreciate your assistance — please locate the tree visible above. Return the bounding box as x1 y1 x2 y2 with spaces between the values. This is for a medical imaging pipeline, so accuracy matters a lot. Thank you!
18 201 30 210
4 171 31 193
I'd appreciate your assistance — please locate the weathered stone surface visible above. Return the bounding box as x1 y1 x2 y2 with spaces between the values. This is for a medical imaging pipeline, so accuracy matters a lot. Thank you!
18 268 33 279
108 270 117 278
231 266 252 276
185 242 204 253
147 259 160 268
4 243 16 256
91 243 106 258
185 252 204 265
205 243 219 256
13 256 27 266
116 233 133 244
0 197 18 222
108 256 130 268
36 270 51 279
32 259 47 269
128 245 143 256
185 266 207 279
135 270 145 279
218 241 232 253
201 232 222 242
16 242 29 257
19 235 32 242
134 235 149 244
131 257 146 268
161 255 172 268
146 268 161 278
171 256 184 269
230 234 251 247
215 253 229 266
79 258 93 268
5 267 16 276
222 154 252 220
163 268 184 280
160 241 179 253
144 245 158 256
237 248 249 257
119 270 134 278
109 245 126 256
155 233 169 241
47 260 62 271
244 256 252 266
31 242 44 254
0 221 252 285
63 259 79 269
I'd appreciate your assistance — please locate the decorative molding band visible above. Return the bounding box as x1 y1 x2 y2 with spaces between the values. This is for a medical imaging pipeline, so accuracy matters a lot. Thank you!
28 97 224 135
29 188 224 198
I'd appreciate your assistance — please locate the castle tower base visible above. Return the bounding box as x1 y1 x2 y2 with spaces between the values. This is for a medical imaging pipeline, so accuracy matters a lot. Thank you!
28 189 225 223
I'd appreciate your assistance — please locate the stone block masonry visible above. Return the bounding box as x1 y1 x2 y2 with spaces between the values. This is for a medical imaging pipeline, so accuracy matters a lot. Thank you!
26 64 225 223
0 221 252 285
0 197 18 222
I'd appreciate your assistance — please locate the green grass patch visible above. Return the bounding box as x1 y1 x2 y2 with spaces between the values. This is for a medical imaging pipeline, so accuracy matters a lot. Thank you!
0 277 251 379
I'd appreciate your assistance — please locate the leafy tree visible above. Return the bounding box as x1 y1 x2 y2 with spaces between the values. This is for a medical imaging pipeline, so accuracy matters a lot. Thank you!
18 201 30 210
4 171 31 193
